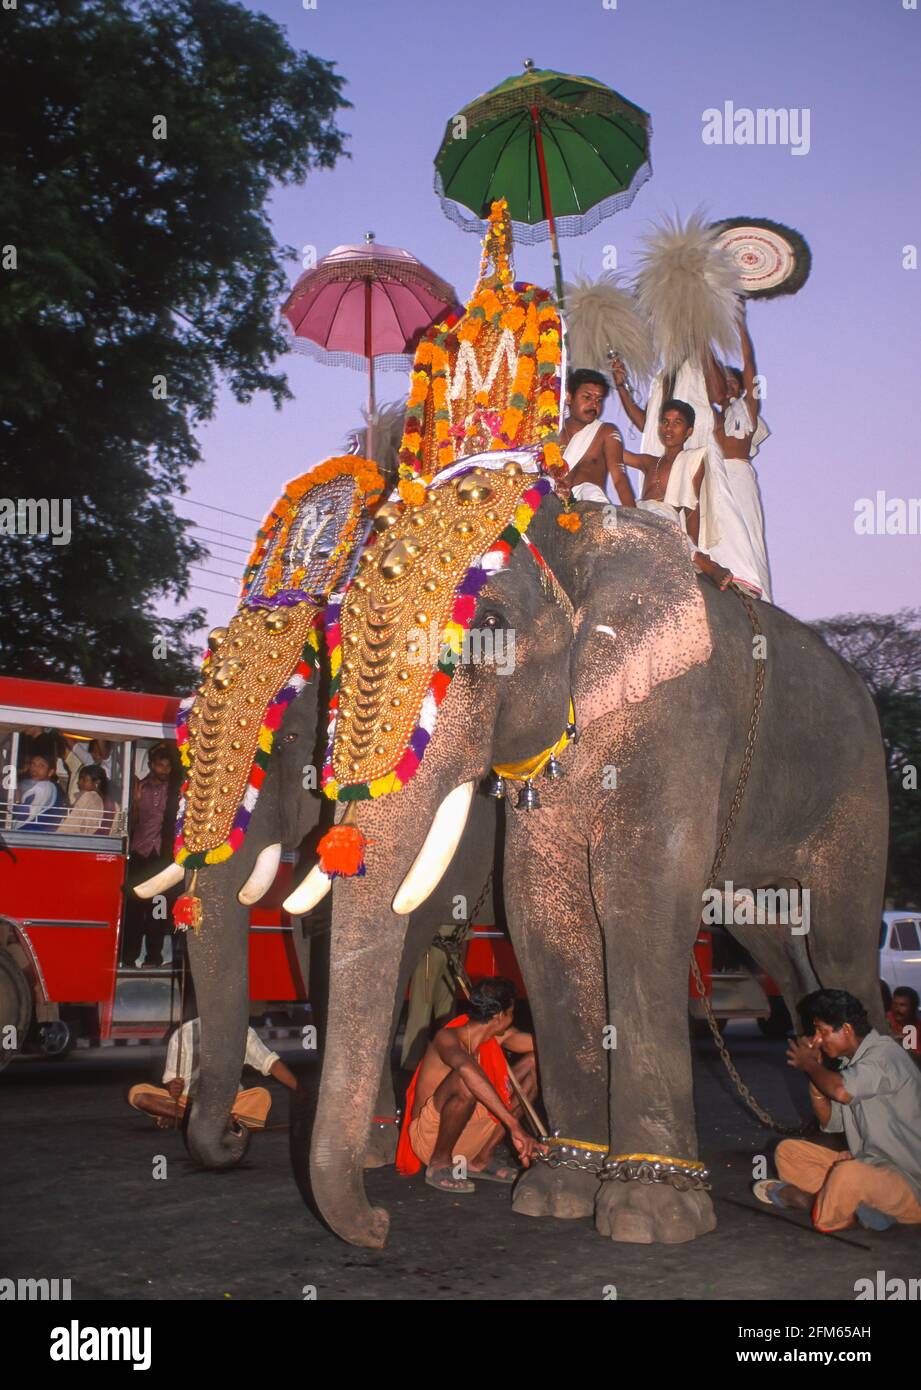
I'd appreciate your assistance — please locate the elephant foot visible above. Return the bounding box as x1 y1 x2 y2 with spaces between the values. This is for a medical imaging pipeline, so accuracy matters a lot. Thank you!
363 1122 399 1169
595 1180 716 1245
513 1161 598 1219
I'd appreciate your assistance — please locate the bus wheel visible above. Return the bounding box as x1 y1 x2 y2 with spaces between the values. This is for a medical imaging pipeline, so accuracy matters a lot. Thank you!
0 949 33 1072
37 1020 73 1058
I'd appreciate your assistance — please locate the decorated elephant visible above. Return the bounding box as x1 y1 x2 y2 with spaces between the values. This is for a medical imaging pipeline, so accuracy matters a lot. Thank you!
294 470 888 1249
134 456 501 1171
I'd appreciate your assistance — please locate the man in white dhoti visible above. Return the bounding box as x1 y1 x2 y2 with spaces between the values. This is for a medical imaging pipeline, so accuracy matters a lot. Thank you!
559 369 636 508
613 351 771 600
703 306 772 600
623 399 732 591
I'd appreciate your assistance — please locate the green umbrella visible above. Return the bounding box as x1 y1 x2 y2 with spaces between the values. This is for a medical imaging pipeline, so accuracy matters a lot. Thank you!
434 60 652 307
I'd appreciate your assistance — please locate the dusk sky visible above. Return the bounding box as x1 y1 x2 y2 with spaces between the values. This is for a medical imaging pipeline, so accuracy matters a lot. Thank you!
175 0 920 635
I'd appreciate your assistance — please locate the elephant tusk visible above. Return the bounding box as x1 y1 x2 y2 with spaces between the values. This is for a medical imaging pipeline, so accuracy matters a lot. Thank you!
283 863 332 916
238 842 282 905
133 862 185 899
392 781 475 916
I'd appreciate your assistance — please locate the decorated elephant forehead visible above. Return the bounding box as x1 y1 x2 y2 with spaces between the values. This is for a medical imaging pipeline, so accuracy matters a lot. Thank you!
242 462 382 606
174 457 383 869
324 462 551 800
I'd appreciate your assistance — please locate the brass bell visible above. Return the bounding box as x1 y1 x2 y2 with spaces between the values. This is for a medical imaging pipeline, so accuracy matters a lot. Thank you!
484 772 506 800
566 719 578 742
545 755 563 780
516 780 541 811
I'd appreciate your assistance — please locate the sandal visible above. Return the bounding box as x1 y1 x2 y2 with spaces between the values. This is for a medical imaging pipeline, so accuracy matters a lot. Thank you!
752 1179 789 1208
470 1158 518 1184
425 1166 475 1194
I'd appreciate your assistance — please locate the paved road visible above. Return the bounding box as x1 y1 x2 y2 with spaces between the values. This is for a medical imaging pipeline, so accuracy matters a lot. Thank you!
3 1026 920 1302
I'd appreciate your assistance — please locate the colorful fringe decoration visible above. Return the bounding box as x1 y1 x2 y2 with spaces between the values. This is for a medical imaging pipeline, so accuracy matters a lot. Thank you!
316 824 371 878
321 473 552 802
173 622 322 871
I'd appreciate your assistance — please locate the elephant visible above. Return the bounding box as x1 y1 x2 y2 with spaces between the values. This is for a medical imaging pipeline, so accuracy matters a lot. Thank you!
134 649 501 1172
297 484 888 1249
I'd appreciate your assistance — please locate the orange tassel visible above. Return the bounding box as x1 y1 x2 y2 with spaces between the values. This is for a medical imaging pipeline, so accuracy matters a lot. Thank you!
317 824 371 878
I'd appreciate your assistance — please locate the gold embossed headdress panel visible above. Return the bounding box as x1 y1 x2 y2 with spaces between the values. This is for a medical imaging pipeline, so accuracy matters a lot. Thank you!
396 199 565 497
321 463 552 802
175 458 384 868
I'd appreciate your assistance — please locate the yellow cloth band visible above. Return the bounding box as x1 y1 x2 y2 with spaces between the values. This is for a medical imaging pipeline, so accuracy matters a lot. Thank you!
545 1136 608 1154
607 1153 706 1170
491 700 575 782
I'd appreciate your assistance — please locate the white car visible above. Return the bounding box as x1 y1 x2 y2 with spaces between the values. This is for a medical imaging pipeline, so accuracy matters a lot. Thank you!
879 911 921 996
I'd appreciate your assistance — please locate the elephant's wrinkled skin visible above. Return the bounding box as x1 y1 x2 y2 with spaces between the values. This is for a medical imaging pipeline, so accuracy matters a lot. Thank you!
306 496 888 1248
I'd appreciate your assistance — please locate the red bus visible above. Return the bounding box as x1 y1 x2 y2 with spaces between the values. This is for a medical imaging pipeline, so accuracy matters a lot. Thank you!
0 675 308 1063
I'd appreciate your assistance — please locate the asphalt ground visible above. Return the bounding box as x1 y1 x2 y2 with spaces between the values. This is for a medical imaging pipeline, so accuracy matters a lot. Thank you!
3 1025 920 1311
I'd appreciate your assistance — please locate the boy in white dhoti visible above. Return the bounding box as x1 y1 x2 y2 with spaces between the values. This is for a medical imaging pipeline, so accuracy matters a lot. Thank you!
623 399 732 591
613 354 770 600
559 369 636 507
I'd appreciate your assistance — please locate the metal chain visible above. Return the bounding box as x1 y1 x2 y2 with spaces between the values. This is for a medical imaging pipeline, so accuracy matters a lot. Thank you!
436 870 493 999
691 586 807 1137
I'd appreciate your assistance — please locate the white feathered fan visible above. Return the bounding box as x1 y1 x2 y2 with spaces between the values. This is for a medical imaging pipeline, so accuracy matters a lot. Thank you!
634 211 742 375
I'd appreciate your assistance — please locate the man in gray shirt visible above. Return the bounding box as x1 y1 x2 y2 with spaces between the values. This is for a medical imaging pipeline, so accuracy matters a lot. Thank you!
753 989 921 1232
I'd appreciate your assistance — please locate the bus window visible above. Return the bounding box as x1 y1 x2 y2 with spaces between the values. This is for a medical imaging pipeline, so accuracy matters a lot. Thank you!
7 726 126 838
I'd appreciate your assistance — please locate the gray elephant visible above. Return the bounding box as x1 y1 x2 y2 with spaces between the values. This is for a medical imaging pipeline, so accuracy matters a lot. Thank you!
134 457 500 1172
294 471 887 1249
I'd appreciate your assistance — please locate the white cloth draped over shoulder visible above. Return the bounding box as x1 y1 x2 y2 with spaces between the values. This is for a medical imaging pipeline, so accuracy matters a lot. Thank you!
640 361 772 600
636 446 719 556
564 419 620 505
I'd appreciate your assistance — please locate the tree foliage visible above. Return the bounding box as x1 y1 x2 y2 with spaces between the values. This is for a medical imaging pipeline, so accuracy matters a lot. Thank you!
813 609 921 906
1 0 349 691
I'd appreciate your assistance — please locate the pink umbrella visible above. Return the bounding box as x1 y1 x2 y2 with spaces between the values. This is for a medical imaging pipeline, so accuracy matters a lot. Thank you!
281 233 459 458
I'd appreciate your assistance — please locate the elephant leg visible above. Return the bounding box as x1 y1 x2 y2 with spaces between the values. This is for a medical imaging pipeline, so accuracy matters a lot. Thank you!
591 832 717 1244
505 817 608 1219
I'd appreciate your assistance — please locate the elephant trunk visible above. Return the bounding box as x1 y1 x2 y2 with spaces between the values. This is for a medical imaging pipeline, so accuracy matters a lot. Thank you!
309 892 408 1248
183 864 254 1170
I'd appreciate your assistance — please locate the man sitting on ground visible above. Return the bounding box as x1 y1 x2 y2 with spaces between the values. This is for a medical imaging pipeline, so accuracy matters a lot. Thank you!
753 988 921 1231
560 369 636 507
128 1018 298 1131
623 399 732 590
396 977 546 1193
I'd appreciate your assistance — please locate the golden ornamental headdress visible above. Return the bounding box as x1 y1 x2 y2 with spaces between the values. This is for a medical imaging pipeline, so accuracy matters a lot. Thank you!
396 199 565 503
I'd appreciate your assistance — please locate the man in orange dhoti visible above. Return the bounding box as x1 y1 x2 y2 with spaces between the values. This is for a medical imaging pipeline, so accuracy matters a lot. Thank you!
396 977 545 1194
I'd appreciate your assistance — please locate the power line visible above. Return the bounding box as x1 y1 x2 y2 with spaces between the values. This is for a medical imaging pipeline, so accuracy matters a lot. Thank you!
190 583 237 600
168 492 261 525
186 521 253 547
190 563 239 585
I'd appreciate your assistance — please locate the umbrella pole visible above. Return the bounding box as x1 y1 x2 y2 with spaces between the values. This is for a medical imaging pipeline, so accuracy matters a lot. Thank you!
365 277 375 460
530 106 565 312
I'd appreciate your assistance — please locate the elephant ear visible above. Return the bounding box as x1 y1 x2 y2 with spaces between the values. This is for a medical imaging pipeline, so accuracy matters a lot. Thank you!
175 457 384 870
570 510 713 730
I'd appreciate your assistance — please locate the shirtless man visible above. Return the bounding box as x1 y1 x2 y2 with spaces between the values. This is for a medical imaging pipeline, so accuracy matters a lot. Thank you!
397 977 545 1194
560 369 636 507
623 399 732 590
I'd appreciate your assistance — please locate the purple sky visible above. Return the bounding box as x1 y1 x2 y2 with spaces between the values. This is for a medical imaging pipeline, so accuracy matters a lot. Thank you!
175 0 921 635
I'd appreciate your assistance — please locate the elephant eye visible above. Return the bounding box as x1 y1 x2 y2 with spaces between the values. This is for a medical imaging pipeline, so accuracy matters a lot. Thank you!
480 611 502 630
282 731 298 743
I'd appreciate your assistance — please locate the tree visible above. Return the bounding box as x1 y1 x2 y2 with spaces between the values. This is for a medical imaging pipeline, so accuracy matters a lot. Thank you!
812 609 921 906
0 0 349 691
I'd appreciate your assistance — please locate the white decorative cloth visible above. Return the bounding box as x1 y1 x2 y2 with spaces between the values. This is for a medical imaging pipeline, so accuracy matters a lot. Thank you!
563 418 605 467
722 393 770 459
